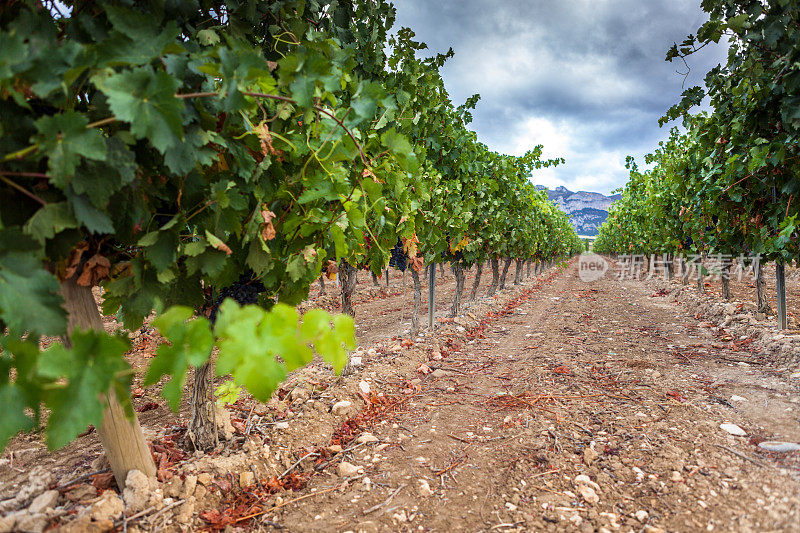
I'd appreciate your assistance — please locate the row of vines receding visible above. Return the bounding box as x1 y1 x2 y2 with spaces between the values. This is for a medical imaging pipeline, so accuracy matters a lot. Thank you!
0 0 583 487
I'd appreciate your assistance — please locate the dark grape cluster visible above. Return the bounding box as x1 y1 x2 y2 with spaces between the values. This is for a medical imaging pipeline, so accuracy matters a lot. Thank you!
209 272 266 323
442 233 463 262
389 239 407 272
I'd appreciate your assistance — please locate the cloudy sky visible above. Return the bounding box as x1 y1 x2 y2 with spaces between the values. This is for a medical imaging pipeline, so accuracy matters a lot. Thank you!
392 0 727 194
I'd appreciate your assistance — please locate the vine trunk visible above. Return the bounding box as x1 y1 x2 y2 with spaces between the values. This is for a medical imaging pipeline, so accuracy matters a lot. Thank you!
60 278 156 488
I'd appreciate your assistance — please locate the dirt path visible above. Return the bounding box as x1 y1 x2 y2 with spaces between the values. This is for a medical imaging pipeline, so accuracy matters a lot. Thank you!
274 261 800 532
2 261 799 532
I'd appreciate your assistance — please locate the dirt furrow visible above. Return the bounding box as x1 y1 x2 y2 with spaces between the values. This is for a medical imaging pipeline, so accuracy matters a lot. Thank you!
276 262 800 532
2 261 798 532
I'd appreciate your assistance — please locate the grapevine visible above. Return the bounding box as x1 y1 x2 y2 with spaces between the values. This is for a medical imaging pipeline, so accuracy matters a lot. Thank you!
0 0 584 487
596 0 800 313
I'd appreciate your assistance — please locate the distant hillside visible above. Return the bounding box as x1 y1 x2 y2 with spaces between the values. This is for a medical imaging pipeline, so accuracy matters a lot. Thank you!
535 185 620 236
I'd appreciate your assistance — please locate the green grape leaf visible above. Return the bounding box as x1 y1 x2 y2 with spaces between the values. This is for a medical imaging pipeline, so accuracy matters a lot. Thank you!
146 306 213 411
0 383 35 451
327 314 356 372
214 301 291 401
72 137 137 207
22 202 78 244
214 380 242 407
34 111 107 182
38 329 131 449
380 129 412 158
197 29 221 46
143 230 179 272
214 301 356 402
69 193 115 234
351 80 383 120
102 5 182 65
298 309 355 373
286 253 307 282
0 254 66 337
330 224 348 257
93 67 184 153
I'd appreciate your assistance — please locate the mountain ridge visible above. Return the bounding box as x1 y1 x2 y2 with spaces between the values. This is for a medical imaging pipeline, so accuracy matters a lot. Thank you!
535 185 620 236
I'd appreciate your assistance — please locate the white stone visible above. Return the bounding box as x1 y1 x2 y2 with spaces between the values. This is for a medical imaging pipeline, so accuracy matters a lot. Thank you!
0 514 17 533
332 400 353 416
578 485 599 504
583 446 599 466
720 423 747 436
122 469 153 513
635 510 649 522
27 490 59 514
183 475 197 497
357 433 379 444
505 502 518 511
417 479 434 497
14 513 48 533
758 441 800 452
573 474 600 492
89 491 124 521
359 381 371 394
337 462 362 477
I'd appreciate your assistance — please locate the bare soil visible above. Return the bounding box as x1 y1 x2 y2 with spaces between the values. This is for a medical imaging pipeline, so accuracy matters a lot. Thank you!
2 260 799 532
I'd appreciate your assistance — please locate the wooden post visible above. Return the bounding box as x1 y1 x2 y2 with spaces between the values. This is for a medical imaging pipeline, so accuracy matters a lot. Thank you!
776 260 787 330
60 279 156 488
410 268 421 338
428 263 435 329
450 263 465 317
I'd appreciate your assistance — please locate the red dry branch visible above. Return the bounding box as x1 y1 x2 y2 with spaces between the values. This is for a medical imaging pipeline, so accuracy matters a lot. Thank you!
199 392 411 530
326 392 410 450
149 427 188 482
198 472 311 530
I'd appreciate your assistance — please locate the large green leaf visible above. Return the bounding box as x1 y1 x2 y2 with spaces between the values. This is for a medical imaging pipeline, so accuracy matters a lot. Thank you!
0 383 35 451
146 307 213 411
214 302 355 402
0 254 66 336
38 330 131 449
35 111 107 182
93 67 184 153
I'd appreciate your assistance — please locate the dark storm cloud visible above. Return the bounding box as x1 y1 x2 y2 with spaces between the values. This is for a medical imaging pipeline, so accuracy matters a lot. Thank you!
391 0 727 193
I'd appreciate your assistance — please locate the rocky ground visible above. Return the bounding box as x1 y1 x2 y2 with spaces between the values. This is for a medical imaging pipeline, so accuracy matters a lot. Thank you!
1 258 799 532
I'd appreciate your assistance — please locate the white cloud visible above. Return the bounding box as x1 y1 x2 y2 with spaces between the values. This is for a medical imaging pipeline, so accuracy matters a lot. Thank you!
500 116 572 158
500 115 631 194
393 0 728 194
